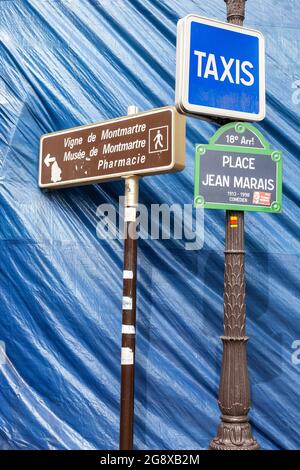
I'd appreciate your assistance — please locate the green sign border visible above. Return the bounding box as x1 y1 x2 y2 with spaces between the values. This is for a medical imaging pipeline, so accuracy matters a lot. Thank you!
194 122 283 213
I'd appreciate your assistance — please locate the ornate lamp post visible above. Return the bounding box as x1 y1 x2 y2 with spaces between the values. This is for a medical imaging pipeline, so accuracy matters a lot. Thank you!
225 0 246 26
209 0 260 450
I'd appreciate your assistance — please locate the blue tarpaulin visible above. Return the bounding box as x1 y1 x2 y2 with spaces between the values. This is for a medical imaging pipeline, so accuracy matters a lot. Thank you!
0 0 299 450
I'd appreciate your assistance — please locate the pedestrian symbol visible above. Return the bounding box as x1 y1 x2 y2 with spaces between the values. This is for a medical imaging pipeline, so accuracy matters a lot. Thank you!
149 126 168 153
154 129 163 149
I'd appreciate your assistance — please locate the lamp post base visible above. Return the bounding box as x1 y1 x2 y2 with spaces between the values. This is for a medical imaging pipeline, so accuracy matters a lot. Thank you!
209 416 260 450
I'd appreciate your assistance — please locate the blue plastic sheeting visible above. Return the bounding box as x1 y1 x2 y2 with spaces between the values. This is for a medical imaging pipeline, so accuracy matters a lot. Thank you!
0 0 299 450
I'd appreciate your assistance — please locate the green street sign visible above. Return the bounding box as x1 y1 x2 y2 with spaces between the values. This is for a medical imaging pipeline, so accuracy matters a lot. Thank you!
194 122 282 213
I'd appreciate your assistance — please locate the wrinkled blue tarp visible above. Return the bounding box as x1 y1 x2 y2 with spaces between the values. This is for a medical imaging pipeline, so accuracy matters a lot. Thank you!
0 0 299 450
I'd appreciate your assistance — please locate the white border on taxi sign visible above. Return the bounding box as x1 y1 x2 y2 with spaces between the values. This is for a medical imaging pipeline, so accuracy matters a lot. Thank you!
175 15 266 122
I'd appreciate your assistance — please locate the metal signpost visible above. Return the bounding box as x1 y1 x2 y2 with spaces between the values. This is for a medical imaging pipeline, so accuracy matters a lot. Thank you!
194 122 282 213
176 11 265 121
208 0 262 450
194 122 282 450
120 106 139 451
39 106 186 450
176 0 280 451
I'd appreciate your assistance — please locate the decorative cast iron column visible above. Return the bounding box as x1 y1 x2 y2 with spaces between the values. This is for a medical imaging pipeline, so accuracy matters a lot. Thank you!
224 0 246 25
209 0 260 450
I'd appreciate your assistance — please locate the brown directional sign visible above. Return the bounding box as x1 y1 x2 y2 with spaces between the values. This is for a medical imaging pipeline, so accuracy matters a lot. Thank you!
39 106 185 189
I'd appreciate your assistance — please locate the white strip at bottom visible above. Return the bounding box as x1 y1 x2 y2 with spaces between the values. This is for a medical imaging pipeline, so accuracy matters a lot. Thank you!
122 296 132 310
121 347 134 365
123 270 133 279
122 324 136 335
